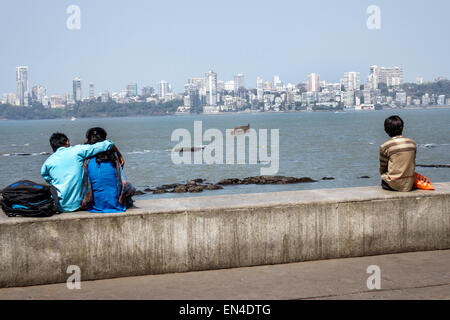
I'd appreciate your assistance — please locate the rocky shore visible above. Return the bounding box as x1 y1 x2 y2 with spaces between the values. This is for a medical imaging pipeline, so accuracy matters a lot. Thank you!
134 175 334 195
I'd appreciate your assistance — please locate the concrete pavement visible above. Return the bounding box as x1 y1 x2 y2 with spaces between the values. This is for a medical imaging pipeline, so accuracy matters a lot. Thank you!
0 250 448 300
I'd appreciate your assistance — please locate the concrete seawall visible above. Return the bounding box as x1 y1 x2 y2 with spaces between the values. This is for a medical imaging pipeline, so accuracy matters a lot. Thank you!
1 183 449 288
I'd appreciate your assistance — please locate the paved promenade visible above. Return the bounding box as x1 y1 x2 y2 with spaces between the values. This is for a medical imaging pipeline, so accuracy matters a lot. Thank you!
0 250 448 300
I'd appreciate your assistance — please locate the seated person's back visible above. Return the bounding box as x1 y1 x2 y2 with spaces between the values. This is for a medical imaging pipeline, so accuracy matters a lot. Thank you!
41 132 114 212
380 116 417 192
84 127 126 213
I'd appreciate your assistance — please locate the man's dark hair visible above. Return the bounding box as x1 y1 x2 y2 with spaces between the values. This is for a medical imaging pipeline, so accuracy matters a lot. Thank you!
50 133 69 152
384 116 404 137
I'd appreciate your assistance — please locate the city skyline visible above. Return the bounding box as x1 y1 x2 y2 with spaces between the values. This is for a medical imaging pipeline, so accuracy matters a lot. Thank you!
4 63 449 112
1 0 449 95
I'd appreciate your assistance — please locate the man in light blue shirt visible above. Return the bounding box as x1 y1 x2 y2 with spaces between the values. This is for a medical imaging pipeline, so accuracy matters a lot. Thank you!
41 132 114 212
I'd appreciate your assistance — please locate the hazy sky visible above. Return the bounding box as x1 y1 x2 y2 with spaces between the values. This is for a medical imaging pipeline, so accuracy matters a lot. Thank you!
1 0 449 96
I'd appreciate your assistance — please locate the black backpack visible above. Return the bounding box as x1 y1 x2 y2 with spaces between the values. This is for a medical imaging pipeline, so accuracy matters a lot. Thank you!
1 180 60 217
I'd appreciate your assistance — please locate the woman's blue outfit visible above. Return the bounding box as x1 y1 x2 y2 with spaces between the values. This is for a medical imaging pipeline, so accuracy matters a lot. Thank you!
87 160 126 213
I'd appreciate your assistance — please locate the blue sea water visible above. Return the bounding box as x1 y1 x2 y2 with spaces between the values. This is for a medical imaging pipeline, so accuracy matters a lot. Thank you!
0 109 449 199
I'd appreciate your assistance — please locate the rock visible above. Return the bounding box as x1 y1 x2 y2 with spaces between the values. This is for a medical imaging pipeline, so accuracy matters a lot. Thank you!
417 164 450 168
188 185 204 193
219 176 317 185
134 190 145 196
322 177 335 180
218 178 242 185
152 189 167 194
205 184 223 190
144 188 154 192
173 185 188 193
160 184 180 189
359 176 371 179
296 177 318 183
192 178 204 183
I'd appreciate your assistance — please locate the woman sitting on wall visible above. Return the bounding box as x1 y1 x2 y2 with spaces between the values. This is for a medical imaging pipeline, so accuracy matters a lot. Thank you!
81 127 134 213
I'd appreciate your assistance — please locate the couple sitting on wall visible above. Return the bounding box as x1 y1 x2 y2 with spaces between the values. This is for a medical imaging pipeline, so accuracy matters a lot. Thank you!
41 127 134 213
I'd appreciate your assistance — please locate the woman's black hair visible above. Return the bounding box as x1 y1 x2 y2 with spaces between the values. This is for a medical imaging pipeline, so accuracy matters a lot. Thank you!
85 127 116 165
384 116 404 137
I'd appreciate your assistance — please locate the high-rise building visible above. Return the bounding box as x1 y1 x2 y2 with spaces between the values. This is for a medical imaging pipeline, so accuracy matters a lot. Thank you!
257 77 264 101
126 83 138 97
89 83 95 99
141 86 154 96
306 73 320 92
32 85 46 103
101 91 110 103
72 77 82 102
273 75 282 90
234 73 245 92
370 66 403 87
263 81 273 91
158 80 170 99
205 70 218 106
16 66 29 106
343 72 360 91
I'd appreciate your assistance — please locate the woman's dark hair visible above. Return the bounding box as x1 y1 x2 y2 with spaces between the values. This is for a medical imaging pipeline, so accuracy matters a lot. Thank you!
384 116 404 137
50 132 68 152
85 127 116 164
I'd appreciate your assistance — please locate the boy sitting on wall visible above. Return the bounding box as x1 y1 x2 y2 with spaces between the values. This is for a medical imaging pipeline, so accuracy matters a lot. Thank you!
379 116 417 192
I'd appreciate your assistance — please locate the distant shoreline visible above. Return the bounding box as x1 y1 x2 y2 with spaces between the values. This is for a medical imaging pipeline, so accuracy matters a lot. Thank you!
0 105 449 121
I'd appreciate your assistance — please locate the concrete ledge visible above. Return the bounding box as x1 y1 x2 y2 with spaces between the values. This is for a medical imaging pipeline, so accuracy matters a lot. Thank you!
1 183 449 288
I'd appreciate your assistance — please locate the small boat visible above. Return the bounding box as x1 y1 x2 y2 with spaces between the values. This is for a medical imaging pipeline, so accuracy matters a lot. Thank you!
174 146 206 153
231 123 250 135
71 117 77 121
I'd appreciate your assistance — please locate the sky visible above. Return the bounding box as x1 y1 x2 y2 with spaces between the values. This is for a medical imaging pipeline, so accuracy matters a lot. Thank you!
1 0 449 96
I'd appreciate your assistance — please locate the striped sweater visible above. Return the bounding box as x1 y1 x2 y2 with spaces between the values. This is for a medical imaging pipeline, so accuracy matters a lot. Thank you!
379 136 417 192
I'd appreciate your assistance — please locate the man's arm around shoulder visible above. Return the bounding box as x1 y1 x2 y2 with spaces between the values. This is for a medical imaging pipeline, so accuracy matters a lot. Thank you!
75 140 114 160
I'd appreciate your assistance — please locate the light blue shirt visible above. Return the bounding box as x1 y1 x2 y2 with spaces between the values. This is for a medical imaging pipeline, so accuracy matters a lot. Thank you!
41 140 113 212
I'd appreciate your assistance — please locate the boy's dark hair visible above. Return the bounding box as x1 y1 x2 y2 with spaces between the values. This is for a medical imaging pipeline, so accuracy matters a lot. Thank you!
384 116 404 137
50 133 69 152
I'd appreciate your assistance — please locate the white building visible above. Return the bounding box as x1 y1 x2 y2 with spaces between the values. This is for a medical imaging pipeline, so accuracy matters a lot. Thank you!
422 93 430 105
437 95 446 105
273 75 282 90
50 95 65 108
234 73 244 91
126 83 138 97
2 93 16 105
32 85 46 103
396 91 407 105
306 73 320 92
256 77 264 101
343 72 360 91
158 80 170 99
205 70 218 106
89 83 95 99
16 66 29 106
72 77 82 102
